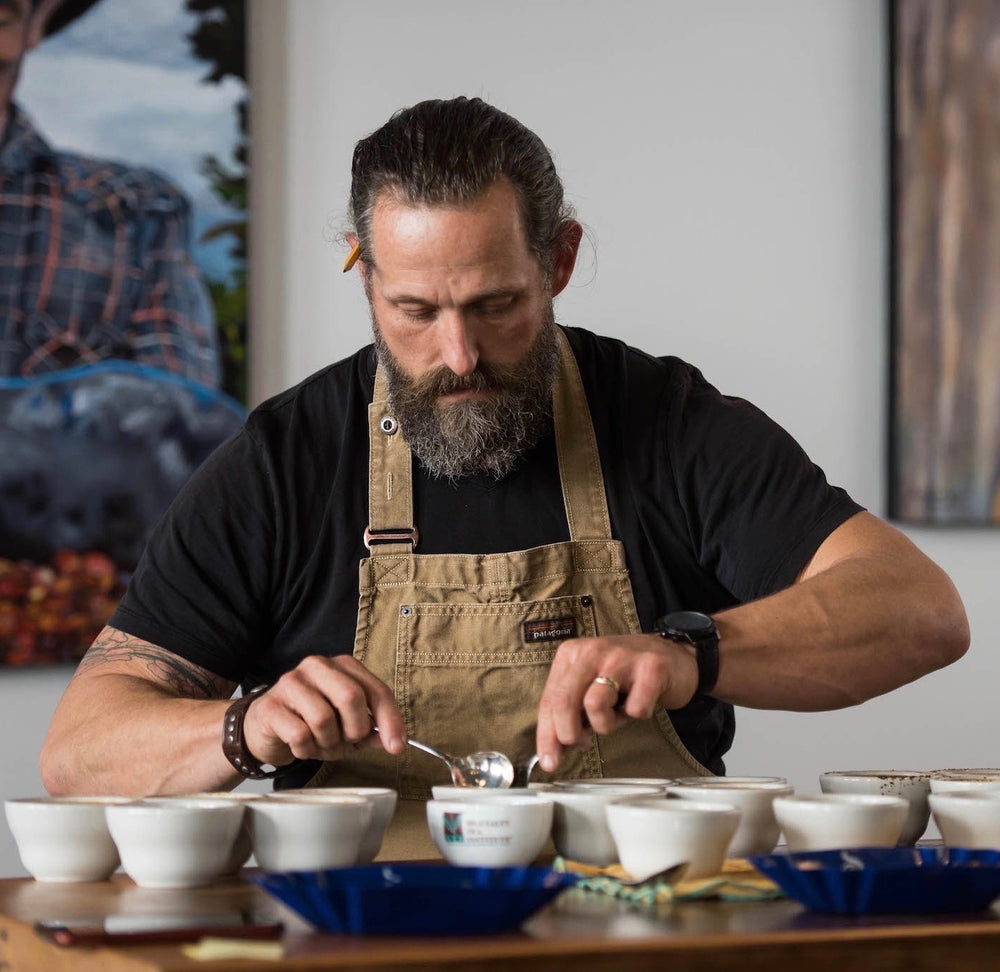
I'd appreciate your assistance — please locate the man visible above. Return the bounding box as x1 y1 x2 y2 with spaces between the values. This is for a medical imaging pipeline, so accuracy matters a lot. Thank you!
0 0 221 385
41 98 968 859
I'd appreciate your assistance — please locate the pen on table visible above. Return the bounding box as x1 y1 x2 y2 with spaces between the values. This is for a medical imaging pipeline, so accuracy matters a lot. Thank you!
343 242 362 272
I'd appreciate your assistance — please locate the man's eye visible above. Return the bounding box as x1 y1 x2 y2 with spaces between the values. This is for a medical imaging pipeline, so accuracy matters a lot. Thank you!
402 307 435 322
478 298 515 316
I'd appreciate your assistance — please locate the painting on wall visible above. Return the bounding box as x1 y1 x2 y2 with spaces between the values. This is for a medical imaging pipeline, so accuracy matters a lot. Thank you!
0 0 247 665
890 0 1000 525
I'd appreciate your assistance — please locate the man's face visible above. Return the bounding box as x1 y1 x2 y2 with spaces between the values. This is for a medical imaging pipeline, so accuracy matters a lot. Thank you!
0 0 50 121
363 178 563 480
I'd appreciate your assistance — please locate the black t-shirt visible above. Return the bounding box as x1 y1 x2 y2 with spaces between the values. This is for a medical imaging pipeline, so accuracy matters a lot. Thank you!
111 326 863 774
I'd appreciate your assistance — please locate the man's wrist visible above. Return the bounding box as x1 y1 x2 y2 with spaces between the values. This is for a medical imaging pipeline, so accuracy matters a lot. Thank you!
222 686 301 780
653 611 720 698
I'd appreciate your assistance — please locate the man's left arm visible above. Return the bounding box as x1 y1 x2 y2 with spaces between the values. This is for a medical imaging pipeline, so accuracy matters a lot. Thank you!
535 511 969 772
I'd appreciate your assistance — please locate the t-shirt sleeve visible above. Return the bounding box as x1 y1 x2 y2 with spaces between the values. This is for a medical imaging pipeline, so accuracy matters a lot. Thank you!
109 426 275 681
663 366 864 602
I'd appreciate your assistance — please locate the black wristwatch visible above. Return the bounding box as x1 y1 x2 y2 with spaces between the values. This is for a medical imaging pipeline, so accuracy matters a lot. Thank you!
654 610 720 697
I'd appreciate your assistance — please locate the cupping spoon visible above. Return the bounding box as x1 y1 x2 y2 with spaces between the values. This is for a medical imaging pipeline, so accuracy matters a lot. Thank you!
373 727 515 788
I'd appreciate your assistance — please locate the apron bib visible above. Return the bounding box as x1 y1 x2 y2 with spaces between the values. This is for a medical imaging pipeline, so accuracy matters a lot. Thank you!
309 328 711 858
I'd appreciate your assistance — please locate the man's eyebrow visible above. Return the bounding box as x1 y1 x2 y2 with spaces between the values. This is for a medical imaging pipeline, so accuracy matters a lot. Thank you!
384 288 520 307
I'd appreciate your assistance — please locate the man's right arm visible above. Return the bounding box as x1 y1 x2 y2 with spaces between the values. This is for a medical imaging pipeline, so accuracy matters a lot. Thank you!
41 626 407 797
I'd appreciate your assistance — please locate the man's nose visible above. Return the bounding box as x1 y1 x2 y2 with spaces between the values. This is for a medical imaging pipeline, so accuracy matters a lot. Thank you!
437 312 479 377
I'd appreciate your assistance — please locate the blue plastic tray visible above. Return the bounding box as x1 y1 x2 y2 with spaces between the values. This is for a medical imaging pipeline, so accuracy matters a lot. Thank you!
251 864 578 935
749 847 1000 914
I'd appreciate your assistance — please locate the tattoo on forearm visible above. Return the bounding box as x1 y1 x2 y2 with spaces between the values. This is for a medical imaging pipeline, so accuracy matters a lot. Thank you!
76 628 231 699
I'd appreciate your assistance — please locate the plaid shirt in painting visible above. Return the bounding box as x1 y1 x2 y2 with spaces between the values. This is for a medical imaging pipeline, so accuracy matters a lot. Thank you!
0 106 221 387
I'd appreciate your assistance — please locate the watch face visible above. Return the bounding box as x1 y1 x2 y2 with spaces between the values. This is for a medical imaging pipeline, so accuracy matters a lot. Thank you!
661 610 715 636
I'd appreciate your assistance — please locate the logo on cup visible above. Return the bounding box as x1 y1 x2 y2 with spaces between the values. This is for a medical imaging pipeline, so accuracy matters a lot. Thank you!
444 811 464 843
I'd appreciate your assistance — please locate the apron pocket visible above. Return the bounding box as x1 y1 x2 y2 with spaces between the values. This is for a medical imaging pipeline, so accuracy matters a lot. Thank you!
395 595 601 796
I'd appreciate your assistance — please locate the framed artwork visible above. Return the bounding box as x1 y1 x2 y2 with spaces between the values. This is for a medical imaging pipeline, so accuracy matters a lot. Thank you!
889 0 1000 525
0 0 247 664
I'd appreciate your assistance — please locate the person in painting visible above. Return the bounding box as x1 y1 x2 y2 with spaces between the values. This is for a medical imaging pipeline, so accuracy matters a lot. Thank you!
0 0 234 666
0 0 221 385
41 97 969 858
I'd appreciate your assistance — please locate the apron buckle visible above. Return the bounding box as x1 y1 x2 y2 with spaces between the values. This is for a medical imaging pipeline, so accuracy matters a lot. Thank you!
364 526 420 550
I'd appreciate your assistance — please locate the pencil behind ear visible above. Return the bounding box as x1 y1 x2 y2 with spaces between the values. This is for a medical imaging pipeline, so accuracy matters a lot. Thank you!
343 241 362 273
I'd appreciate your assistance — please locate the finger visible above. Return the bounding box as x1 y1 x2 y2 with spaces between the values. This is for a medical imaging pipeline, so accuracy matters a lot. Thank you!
535 699 565 774
330 656 407 755
582 677 629 735
626 656 669 719
252 699 342 762
290 656 375 744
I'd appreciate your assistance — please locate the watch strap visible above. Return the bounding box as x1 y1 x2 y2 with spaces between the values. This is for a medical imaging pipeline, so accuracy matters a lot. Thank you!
654 613 720 697
692 631 719 696
222 685 299 780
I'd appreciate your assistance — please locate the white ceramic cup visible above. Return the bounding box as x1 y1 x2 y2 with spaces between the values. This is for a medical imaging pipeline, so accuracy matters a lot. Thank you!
551 778 675 793
819 771 931 845
929 769 1000 795
671 776 788 787
249 795 372 871
606 797 742 880
929 790 1000 848
160 791 264 874
267 787 397 863
426 795 553 867
546 784 664 865
772 794 908 852
665 780 792 856
105 798 246 888
431 786 540 800
5 796 131 882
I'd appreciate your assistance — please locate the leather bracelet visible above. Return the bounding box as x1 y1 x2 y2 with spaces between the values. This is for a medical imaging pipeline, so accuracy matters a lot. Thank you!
222 685 299 780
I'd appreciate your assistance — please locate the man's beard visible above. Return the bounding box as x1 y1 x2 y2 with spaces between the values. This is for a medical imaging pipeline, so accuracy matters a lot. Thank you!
373 309 560 482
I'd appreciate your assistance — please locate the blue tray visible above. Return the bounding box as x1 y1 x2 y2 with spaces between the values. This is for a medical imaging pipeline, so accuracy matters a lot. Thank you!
749 847 1000 914
251 864 578 935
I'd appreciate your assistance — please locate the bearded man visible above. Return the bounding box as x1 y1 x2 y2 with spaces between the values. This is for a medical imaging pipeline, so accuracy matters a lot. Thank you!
41 97 968 860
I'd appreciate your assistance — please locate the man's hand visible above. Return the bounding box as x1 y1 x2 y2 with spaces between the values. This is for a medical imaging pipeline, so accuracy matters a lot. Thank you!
535 633 699 773
242 655 407 766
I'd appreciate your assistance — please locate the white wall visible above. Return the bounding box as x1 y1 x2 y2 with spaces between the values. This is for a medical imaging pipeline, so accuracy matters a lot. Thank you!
0 0 993 876
248 0 996 793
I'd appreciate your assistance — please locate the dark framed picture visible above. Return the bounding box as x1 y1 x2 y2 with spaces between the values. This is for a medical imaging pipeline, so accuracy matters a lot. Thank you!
889 0 1000 525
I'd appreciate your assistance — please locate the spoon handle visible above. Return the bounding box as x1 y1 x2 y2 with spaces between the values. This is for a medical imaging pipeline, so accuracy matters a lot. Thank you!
371 726 452 767
401 737 453 765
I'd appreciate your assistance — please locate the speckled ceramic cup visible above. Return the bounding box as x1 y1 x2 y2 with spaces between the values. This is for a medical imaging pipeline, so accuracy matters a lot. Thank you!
929 769 1000 795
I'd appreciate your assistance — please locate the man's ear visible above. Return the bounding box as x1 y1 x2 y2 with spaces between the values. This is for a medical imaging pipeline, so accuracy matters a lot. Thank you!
550 221 583 298
26 0 64 51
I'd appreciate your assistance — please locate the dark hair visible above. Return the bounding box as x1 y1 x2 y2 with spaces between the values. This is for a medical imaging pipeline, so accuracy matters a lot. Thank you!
349 97 575 277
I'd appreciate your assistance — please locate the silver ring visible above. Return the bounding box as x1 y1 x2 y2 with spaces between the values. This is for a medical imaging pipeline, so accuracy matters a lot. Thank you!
592 675 620 695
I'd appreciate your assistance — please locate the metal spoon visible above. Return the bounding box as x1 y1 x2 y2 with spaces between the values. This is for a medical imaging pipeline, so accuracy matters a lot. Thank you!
373 727 515 788
513 753 540 788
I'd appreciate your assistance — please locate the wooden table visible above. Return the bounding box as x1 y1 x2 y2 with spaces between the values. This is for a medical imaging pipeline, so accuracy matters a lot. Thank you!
3 871 1000 971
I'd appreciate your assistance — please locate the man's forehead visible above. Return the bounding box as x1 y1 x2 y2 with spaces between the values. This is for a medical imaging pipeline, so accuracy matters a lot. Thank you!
367 179 530 261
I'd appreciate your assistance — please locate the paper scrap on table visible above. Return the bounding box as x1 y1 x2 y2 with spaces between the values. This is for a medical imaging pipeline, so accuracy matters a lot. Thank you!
554 856 784 905
181 937 285 961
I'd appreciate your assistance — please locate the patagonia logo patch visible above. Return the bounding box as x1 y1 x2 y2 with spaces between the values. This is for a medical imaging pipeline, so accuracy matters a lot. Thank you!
523 616 577 643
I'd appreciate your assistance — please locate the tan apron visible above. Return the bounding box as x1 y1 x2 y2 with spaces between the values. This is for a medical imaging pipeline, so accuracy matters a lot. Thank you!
309 328 711 858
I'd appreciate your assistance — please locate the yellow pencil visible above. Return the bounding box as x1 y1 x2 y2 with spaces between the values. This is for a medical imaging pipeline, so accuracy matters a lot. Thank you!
343 242 362 272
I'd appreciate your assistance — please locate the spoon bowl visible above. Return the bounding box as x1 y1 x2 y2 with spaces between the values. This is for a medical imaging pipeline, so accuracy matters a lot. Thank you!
374 728 514 788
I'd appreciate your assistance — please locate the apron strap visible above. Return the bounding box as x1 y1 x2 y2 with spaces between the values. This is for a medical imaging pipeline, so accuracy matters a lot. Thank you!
365 327 613 547
553 327 613 542
366 365 418 554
